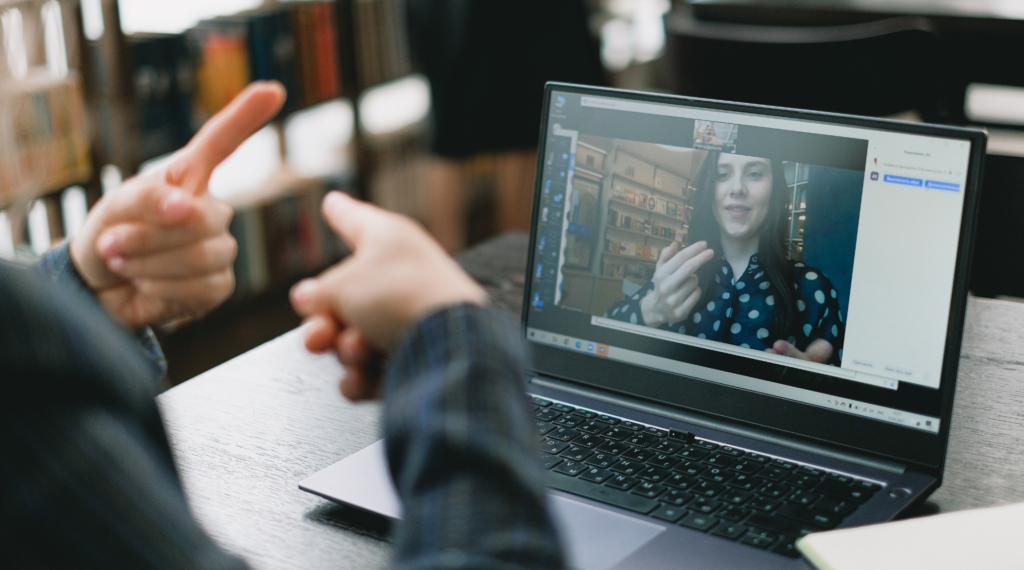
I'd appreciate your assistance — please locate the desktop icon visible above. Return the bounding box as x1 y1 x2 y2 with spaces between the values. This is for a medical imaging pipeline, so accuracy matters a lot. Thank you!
587 343 595 352
871 172 879 181
596 344 609 357
556 95 566 107
575 341 582 349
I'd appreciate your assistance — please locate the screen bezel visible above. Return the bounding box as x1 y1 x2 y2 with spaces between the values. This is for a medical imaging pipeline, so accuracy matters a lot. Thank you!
522 82 986 476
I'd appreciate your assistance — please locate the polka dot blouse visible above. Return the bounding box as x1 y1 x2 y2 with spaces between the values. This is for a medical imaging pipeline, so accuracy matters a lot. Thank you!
605 254 846 366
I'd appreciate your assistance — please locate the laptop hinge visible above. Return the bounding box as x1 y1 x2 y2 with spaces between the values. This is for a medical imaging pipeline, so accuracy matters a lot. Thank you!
529 375 908 476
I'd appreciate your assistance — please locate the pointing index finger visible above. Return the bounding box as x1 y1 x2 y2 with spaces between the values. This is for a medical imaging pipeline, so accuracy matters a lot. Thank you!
166 81 287 194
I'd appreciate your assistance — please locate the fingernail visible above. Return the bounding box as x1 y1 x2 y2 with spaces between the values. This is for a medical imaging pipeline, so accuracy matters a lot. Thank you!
291 279 316 305
108 257 125 274
97 232 118 257
160 190 189 219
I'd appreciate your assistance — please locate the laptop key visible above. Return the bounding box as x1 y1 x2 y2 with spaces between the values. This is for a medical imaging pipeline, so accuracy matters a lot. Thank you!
665 473 698 490
620 421 644 431
816 479 875 503
786 473 822 489
756 482 790 498
676 448 710 461
660 489 693 506
651 504 687 523
579 467 613 484
646 453 681 469
692 480 725 497
726 474 760 491
704 454 737 468
691 440 719 451
700 467 734 484
785 490 820 506
814 496 859 516
624 433 660 448
747 528 779 542
632 481 666 499
691 497 721 515
826 473 853 484
651 440 683 454
549 473 658 515
573 409 598 419
571 433 604 449
553 460 587 476
577 420 610 434
745 513 817 537
731 460 761 474
542 440 570 455
610 459 644 476
605 474 640 491
758 466 791 482
560 446 594 462
535 408 561 422
548 427 580 442
554 415 585 428
772 536 800 558
711 522 748 540
551 403 575 413
535 421 556 436
718 446 745 457
770 459 797 470
595 440 629 455
748 497 782 512
532 397 552 407
540 454 564 470
678 512 719 532
716 505 751 521
797 466 825 476
621 447 656 462
777 503 840 529
637 466 671 483
720 489 752 504
854 480 881 491
585 452 619 469
673 460 707 477
597 414 621 425
739 533 774 549
601 427 631 441
643 426 669 438
668 429 695 443
744 453 770 464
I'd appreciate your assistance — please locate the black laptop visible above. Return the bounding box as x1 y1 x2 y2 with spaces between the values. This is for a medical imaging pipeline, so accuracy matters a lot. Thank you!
301 83 986 569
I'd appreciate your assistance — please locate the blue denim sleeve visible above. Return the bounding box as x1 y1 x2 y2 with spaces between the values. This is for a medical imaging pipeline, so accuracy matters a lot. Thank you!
383 304 566 570
37 242 168 379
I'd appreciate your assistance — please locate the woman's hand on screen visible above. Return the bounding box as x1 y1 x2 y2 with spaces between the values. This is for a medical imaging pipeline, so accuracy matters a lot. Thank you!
639 241 715 328
767 338 833 364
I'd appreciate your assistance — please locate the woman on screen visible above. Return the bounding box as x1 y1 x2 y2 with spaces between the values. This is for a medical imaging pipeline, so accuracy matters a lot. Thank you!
605 151 845 365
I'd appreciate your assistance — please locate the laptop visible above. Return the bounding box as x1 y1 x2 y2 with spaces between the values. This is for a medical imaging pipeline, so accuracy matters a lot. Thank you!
300 83 986 569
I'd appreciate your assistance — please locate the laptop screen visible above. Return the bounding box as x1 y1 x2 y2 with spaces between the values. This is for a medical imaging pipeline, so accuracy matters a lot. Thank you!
526 88 976 436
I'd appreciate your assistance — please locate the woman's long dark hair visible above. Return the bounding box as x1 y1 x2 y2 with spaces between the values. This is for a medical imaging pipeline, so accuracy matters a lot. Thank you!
688 151 796 337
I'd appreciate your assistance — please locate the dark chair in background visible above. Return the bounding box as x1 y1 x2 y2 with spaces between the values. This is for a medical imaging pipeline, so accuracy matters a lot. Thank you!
663 10 945 119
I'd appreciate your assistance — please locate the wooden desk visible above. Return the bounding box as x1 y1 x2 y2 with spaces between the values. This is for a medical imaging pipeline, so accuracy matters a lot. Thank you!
158 233 1024 569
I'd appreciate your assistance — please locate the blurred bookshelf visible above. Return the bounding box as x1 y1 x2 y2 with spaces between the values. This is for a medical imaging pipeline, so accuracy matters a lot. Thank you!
0 0 427 384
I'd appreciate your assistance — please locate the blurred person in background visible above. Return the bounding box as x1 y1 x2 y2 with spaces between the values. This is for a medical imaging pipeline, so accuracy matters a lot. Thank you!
407 0 605 252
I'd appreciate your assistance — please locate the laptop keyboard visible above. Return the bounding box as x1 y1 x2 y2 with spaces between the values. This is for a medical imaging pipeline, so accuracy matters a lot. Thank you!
530 396 882 558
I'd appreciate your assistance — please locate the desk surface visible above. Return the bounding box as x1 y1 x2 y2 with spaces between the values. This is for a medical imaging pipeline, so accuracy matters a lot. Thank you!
158 233 1024 569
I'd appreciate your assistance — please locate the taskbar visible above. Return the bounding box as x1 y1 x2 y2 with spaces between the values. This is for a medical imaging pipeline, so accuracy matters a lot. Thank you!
526 328 941 434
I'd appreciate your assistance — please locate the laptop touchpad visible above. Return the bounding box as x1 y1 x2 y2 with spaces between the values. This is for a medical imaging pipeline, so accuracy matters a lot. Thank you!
549 495 664 570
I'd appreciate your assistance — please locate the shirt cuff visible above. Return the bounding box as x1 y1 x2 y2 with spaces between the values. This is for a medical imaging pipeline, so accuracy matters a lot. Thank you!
37 242 168 379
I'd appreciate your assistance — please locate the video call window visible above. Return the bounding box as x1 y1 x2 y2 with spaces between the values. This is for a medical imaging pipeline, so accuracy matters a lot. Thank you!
557 131 864 370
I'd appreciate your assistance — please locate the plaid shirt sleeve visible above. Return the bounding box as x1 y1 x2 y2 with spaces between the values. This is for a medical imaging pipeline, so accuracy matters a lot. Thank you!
383 304 567 570
37 241 168 379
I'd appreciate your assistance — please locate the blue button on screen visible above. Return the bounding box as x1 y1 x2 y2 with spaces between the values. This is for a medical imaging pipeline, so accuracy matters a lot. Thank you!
884 175 922 187
925 180 960 192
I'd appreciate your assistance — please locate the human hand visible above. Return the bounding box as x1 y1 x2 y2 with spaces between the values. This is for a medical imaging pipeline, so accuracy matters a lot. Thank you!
639 241 715 328
69 81 286 328
766 338 833 364
290 192 488 401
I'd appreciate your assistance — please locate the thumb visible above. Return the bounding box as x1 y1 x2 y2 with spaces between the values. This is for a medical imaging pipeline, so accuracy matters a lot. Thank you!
95 177 195 227
321 192 395 250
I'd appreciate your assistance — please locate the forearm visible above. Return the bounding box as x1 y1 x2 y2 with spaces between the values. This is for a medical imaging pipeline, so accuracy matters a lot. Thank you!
37 242 167 378
383 304 565 570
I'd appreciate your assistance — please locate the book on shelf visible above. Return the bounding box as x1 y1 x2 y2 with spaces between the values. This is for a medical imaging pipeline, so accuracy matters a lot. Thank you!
125 32 195 160
0 71 91 206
